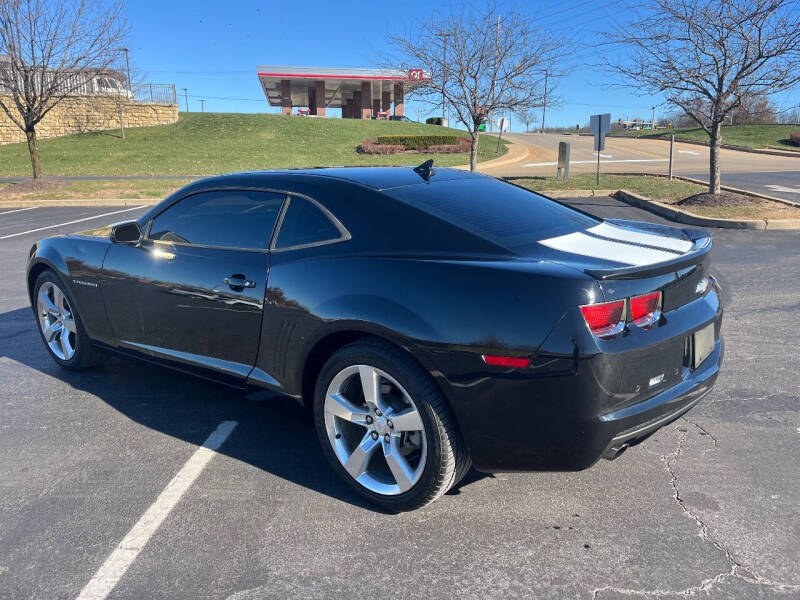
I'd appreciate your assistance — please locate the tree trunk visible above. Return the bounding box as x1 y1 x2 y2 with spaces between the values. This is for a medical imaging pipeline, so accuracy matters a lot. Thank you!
25 128 42 179
469 132 479 171
708 120 722 194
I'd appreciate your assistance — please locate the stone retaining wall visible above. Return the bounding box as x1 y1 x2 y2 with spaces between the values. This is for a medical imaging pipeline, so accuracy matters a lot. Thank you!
0 96 178 144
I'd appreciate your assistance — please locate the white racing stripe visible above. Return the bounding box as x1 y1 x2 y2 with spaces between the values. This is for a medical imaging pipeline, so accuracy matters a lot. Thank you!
0 206 38 215
0 206 144 240
75 420 238 600
539 231 680 266
589 222 693 253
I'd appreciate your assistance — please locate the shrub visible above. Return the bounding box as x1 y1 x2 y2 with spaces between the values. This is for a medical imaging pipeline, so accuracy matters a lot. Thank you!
425 117 445 125
375 134 459 149
427 138 472 153
790 131 800 146
357 138 404 154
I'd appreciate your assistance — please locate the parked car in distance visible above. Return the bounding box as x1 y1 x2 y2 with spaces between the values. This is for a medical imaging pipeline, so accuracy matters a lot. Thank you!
26 163 723 511
389 115 414 122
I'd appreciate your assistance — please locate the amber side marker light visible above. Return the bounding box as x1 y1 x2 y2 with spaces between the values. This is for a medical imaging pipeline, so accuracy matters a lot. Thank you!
482 355 531 368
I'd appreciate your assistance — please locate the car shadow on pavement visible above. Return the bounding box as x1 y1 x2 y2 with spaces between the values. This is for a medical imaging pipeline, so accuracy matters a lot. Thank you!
0 306 485 513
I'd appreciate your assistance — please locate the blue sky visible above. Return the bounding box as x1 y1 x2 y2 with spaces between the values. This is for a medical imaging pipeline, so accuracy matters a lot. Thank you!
126 0 798 132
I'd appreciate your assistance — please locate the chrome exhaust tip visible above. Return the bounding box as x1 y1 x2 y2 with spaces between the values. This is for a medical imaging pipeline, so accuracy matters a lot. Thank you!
602 443 629 461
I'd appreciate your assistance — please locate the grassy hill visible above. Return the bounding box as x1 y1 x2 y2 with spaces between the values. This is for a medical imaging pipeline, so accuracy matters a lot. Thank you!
614 124 800 152
0 113 507 177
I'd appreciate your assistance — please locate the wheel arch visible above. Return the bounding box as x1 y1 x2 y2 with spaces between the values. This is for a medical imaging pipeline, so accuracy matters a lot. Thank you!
27 259 63 305
299 328 456 421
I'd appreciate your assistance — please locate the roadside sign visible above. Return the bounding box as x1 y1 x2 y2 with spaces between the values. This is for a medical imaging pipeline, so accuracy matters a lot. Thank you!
590 113 611 185
590 113 611 151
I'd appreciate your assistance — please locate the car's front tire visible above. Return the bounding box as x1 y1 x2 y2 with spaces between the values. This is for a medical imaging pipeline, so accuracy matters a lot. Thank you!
32 269 100 370
313 337 470 511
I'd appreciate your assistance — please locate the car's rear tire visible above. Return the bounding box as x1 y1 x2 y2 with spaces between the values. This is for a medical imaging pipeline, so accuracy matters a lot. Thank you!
32 269 100 370
313 337 470 511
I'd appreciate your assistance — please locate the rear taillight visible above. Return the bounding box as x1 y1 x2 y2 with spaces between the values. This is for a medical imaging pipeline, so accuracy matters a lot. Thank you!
630 291 662 328
580 300 626 338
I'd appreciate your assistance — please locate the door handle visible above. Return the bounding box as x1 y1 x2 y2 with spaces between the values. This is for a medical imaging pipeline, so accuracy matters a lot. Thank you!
224 275 256 290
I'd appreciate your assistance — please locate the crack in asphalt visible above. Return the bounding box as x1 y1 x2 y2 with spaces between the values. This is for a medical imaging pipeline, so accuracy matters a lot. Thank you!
592 419 800 598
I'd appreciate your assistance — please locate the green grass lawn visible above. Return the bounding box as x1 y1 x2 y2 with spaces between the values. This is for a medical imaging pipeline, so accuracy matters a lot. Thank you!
509 174 706 202
0 179 193 201
614 124 800 151
0 113 507 177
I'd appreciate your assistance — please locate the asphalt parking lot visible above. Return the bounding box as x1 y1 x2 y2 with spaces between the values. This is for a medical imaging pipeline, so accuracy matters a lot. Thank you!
1 200 798 599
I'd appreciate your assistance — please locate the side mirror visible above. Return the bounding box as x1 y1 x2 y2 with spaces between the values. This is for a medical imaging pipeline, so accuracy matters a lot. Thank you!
111 221 143 245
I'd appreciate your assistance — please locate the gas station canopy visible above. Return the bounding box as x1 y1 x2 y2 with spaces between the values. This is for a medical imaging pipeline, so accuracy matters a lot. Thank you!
257 65 427 119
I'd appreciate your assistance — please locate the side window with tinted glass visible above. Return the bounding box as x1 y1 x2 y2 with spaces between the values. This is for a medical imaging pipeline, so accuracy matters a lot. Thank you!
148 190 284 250
274 196 345 249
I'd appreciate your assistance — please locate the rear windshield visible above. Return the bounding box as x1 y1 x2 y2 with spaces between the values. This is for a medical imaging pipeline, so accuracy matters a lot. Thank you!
388 178 599 253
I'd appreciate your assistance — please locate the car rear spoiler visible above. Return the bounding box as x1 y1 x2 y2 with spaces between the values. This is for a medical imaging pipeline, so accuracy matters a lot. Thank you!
584 230 712 280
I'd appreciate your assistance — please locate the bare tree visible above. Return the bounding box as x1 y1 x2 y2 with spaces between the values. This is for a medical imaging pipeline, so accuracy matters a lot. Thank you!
390 5 565 170
0 0 126 178
607 0 800 194
729 93 777 124
516 106 539 133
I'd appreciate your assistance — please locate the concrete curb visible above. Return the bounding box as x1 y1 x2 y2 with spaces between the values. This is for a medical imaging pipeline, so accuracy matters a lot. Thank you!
670 175 800 208
606 171 800 208
538 189 617 198
607 133 800 158
614 189 800 230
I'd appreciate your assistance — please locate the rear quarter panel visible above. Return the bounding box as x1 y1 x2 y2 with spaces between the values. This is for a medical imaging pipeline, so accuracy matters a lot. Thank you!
257 244 601 409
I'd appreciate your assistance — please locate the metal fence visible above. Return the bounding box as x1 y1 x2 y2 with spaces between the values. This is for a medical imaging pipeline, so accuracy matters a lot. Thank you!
0 63 176 105
130 83 177 105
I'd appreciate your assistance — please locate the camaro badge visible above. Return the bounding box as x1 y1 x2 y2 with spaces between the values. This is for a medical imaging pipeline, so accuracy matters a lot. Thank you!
72 279 98 288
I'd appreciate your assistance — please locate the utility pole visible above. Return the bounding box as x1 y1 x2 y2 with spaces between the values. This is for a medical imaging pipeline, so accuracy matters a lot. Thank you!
540 69 549 134
436 31 452 124
490 13 500 132
651 105 655 127
182 88 189 112
200 99 205 114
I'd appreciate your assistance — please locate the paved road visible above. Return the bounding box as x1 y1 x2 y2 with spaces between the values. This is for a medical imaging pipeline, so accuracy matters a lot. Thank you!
487 132 800 201
1 205 798 599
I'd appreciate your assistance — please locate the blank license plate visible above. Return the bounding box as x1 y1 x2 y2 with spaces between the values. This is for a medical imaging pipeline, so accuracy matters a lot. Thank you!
693 323 715 368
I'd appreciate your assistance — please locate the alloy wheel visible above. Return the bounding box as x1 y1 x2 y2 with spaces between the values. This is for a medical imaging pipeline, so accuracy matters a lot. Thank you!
324 364 427 495
37 281 77 361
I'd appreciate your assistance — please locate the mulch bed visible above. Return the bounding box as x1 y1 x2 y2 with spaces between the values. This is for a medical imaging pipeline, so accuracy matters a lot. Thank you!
0 179 65 198
677 191 753 208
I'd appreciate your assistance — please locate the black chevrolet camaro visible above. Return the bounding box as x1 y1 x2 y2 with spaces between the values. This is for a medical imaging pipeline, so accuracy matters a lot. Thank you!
26 164 723 511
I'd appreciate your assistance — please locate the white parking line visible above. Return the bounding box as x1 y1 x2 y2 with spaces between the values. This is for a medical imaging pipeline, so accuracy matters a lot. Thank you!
523 158 670 167
0 206 39 215
75 420 238 600
0 206 144 240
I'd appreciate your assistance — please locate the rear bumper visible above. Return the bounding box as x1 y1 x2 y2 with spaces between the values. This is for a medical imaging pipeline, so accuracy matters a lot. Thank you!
599 336 721 459
431 287 723 473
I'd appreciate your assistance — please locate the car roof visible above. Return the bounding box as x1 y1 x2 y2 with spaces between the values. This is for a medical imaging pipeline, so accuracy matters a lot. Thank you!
214 166 486 191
